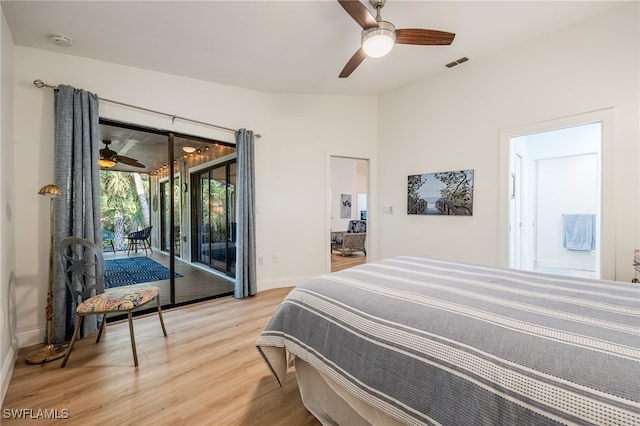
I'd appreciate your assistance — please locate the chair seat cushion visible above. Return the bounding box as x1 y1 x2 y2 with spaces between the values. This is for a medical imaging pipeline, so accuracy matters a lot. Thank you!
77 286 159 314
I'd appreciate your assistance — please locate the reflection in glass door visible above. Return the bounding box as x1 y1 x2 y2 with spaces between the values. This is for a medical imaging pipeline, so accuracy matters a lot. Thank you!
160 177 180 257
192 160 236 276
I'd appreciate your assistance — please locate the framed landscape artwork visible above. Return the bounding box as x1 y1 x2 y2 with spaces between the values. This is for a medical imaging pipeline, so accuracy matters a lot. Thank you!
407 169 474 216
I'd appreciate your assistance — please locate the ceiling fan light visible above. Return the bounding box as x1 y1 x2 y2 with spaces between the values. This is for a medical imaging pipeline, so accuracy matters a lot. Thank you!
362 21 396 58
99 158 116 168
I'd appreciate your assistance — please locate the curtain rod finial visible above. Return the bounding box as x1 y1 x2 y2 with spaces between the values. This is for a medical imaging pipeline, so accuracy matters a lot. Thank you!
33 79 58 90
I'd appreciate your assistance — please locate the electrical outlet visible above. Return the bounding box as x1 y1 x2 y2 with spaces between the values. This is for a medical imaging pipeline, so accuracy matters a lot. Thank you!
272 255 278 263
258 256 263 265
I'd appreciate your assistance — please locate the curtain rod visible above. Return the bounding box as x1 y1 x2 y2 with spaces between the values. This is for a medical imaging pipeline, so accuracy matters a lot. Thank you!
33 79 261 139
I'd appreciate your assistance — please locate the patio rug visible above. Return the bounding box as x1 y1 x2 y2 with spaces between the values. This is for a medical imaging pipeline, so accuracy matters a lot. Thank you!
104 257 182 288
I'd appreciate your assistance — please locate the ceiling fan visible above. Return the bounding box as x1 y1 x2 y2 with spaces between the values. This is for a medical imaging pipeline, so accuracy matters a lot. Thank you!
338 0 455 78
99 140 145 169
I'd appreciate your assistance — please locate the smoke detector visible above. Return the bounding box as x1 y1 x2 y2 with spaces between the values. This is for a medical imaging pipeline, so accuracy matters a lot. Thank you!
49 34 73 48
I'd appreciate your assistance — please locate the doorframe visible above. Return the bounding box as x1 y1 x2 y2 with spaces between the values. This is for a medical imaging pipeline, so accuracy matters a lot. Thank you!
158 174 173 253
498 108 615 280
326 154 371 274
189 157 238 277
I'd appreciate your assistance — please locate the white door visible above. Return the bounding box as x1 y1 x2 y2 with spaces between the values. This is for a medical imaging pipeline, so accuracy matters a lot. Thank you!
533 153 598 276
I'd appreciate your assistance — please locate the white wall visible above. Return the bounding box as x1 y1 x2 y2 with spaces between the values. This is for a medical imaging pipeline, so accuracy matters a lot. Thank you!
536 154 597 270
331 157 366 231
12 47 377 348
377 3 639 280
0 7 15 404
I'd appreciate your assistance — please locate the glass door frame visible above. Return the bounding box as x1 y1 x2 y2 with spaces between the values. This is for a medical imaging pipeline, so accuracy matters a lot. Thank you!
159 175 180 255
99 118 236 310
190 158 237 277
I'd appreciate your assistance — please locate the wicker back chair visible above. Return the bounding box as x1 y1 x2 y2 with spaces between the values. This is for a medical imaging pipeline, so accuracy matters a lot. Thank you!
331 220 367 256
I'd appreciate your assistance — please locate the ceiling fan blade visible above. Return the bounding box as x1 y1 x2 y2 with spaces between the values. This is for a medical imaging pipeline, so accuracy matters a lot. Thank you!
338 0 378 30
395 29 455 46
339 48 367 78
114 155 145 168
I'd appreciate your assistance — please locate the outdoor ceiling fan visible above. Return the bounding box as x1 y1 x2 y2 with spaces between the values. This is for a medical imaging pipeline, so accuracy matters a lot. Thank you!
99 140 145 169
338 0 455 78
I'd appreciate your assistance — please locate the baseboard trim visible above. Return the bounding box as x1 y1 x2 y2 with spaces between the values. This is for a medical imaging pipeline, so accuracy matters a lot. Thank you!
536 259 595 272
258 275 315 292
1 343 17 405
17 327 44 349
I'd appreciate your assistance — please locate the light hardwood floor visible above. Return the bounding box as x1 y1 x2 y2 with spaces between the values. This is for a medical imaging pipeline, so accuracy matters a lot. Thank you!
3 287 320 426
331 252 366 272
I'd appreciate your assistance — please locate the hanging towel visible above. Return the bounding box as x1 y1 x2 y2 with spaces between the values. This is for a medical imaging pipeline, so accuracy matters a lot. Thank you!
562 214 595 251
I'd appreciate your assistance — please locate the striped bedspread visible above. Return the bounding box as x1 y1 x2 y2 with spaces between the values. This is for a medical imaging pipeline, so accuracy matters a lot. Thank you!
256 256 640 425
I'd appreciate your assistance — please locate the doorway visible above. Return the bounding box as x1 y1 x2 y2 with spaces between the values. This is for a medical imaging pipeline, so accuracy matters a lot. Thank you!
507 119 607 278
160 176 180 257
191 159 237 277
99 119 236 311
329 156 369 272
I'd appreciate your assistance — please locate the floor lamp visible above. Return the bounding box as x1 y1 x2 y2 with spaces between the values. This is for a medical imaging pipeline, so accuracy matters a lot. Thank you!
25 184 67 364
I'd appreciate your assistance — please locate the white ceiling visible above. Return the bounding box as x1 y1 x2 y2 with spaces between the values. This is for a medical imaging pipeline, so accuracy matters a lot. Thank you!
1 0 624 96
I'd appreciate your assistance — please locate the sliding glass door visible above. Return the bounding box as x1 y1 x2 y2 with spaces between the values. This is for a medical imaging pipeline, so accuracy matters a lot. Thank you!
160 177 180 257
192 160 236 277
100 119 236 313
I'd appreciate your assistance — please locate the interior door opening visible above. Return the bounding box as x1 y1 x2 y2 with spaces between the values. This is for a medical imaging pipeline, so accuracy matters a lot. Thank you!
509 122 602 278
329 156 369 273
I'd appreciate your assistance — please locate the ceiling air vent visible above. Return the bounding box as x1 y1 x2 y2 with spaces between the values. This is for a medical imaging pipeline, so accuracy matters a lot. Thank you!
445 57 469 68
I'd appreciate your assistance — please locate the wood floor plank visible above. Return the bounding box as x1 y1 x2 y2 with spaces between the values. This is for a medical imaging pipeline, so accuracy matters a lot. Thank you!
2 288 320 426
331 252 366 272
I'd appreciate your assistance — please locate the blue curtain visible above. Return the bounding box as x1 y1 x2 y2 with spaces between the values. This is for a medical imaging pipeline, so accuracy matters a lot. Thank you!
235 129 257 298
52 85 101 342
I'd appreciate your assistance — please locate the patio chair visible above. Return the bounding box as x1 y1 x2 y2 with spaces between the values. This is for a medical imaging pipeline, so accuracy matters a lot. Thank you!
101 229 115 254
127 225 153 256
331 220 367 256
58 236 167 367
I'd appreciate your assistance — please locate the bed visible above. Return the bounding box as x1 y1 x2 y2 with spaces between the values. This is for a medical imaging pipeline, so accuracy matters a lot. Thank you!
256 256 640 425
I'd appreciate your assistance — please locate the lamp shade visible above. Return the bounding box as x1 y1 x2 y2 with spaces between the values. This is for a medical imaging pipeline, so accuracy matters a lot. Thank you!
361 21 396 58
38 184 62 197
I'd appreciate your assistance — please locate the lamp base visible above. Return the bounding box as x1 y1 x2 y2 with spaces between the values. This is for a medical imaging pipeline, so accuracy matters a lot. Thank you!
25 343 67 364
